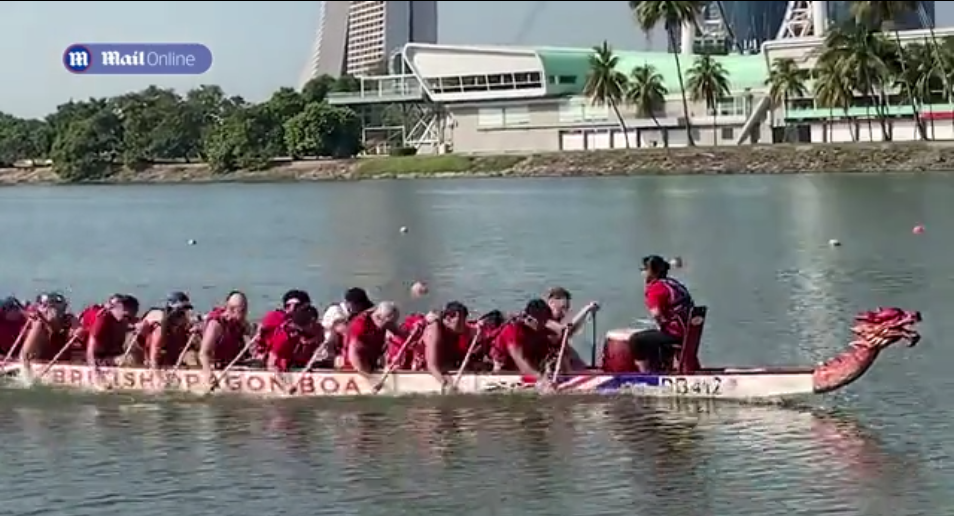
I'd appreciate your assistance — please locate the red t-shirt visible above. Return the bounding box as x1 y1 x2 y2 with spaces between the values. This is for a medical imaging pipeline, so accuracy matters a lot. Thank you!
644 278 692 338
257 310 286 355
88 311 127 357
0 315 26 354
268 323 321 371
490 322 550 371
344 312 387 369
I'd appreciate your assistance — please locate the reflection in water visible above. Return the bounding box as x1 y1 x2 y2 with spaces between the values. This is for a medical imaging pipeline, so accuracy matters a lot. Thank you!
0 391 939 516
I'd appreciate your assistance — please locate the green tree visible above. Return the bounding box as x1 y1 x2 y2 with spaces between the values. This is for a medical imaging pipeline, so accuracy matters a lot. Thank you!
686 54 730 146
630 0 705 146
49 110 123 181
284 103 363 159
583 41 631 148
850 0 926 139
626 64 668 146
765 58 809 141
0 114 50 166
817 24 893 141
813 59 858 142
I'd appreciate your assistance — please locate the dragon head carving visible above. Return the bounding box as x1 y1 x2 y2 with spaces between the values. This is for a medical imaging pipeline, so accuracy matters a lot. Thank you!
850 307 922 350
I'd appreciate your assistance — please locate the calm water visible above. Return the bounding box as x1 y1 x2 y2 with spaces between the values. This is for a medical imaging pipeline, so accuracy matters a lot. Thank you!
0 174 951 516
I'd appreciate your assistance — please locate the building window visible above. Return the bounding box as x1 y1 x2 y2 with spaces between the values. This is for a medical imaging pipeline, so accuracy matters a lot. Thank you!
477 108 504 128
558 97 608 123
426 72 542 95
721 127 735 140
549 75 577 85
477 106 531 128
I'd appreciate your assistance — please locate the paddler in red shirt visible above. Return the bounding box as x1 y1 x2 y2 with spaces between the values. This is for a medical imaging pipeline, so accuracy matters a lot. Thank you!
266 305 323 371
19 292 77 370
85 294 139 368
344 301 405 376
421 301 473 390
254 289 312 360
141 292 196 371
0 296 27 356
490 298 556 387
198 290 251 381
629 255 694 372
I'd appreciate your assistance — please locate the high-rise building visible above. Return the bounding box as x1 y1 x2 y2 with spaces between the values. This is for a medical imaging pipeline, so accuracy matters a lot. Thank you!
827 0 934 29
300 1 438 87
718 1 789 52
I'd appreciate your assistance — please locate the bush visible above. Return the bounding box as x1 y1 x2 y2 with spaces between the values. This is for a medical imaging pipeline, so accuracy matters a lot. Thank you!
389 146 418 157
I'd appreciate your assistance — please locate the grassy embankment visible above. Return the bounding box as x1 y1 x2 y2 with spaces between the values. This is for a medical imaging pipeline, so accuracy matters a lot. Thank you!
0 141 950 185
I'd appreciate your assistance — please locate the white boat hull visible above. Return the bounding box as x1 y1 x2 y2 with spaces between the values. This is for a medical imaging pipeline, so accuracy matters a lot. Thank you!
1 362 816 400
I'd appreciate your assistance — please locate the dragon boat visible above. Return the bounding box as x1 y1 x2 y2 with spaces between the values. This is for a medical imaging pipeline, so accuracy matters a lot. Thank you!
0 306 921 400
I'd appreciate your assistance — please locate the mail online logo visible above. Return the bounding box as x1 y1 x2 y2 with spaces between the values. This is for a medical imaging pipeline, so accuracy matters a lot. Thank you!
63 43 213 75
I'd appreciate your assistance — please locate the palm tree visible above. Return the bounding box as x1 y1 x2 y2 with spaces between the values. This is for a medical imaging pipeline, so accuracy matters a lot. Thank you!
813 60 858 142
765 58 810 141
630 1 705 146
817 24 893 141
583 41 631 148
626 64 669 146
850 0 926 140
685 55 730 146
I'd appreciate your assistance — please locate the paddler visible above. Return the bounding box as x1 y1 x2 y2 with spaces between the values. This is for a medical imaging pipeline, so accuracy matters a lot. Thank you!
84 294 140 367
140 292 197 371
266 305 323 371
420 301 473 391
254 289 312 360
0 296 27 356
343 301 405 376
543 286 598 370
19 292 77 369
320 288 374 363
489 298 557 388
628 255 694 373
198 291 251 383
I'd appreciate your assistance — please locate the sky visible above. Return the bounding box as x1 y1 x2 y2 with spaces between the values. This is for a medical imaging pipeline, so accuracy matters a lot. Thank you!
1 1 952 118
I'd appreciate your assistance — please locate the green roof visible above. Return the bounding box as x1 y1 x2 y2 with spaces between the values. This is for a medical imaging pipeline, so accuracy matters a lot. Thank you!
535 47 768 96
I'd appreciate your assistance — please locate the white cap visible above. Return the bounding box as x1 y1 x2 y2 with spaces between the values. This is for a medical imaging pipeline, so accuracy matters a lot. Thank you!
322 303 348 329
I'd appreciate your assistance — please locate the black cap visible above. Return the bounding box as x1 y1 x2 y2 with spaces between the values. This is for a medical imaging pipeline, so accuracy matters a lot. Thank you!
0 296 21 312
282 289 311 306
344 288 371 306
37 292 67 306
165 291 193 310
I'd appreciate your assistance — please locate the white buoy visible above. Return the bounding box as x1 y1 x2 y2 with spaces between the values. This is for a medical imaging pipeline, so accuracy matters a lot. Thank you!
828 239 841 247
399 226 408 234
187 239 197 246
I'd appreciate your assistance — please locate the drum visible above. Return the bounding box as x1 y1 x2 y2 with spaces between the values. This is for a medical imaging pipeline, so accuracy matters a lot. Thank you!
602 328 639 372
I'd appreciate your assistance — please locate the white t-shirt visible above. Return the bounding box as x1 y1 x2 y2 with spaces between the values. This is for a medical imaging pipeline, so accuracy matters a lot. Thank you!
321 303 349 341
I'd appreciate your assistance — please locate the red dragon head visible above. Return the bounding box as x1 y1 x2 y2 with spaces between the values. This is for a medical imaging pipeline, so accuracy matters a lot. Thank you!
850 307 922 350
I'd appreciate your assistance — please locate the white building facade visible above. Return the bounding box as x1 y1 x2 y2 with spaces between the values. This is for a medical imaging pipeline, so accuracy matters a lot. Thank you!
300 1 438 86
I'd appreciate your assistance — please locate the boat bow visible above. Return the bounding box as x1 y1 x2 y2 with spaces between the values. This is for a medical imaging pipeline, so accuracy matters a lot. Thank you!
813 307 922 394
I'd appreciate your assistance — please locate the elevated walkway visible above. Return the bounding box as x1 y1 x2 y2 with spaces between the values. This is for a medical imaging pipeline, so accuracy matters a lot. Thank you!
327 74 427 105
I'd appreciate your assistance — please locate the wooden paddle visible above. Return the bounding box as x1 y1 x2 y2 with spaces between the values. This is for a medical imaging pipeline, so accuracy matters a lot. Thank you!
371 323 427 394
160 333 200 390
549 327 573 384
0 320 32 371
286 339 329 395
35 334 82 380
449 328 483 393
206 336 258 394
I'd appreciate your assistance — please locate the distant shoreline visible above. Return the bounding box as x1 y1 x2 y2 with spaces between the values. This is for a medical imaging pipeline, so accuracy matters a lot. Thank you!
0 142 951 185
